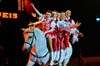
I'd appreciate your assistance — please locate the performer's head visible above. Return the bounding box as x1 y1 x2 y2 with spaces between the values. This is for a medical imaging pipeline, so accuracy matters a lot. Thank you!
51 10 58 18
45 10 52 18
57 12 60 19
60 12 66 20
65 10 71 18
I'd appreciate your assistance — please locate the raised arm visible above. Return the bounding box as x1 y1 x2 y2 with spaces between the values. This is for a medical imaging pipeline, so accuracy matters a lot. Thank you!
31 3 43 17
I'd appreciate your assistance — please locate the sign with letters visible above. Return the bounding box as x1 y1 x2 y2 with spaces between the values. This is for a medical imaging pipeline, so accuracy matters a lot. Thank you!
0 0 24 19
0 12 18 19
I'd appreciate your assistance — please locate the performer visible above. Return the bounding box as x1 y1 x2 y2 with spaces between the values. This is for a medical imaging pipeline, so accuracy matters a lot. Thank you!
57 11 82 63
65 10 83 45
56 12 66 63
57 12 68 49
57 12 71 63
31 3 56 65
48 10 60 61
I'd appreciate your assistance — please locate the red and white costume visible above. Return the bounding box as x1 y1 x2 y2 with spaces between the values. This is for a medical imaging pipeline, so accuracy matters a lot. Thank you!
64 17 79 47
45 18 58 51
57 19 70 50
64 17 73 48
57 17 77 49
39 16 59 51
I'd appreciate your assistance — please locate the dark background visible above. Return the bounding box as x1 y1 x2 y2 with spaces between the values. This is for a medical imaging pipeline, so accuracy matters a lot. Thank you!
0 0 100 65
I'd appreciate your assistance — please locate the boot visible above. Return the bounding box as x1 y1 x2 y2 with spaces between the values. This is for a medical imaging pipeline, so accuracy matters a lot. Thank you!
59 49 65 63
53 51 57 61
55 51 60 61
50 51 54 66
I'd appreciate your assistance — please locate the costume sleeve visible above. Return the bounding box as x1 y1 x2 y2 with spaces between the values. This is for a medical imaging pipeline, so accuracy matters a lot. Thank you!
57 21 62 28
71 28 79 44
71 28 79 34
50 21 56 29
71 19 75 24
39 16 45 21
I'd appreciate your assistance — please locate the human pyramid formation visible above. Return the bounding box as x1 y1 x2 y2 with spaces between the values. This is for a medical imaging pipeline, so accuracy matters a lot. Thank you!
23 3 83 66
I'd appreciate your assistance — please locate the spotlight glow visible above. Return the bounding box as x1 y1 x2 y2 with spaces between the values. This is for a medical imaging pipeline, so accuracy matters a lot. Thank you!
96 18 100 22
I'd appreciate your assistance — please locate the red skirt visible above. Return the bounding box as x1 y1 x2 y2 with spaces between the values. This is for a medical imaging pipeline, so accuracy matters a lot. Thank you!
45 30 58 51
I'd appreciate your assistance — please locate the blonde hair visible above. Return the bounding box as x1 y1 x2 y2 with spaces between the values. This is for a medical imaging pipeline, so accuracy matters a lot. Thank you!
66 10 71 13
60 12 66 20
66 10 71 17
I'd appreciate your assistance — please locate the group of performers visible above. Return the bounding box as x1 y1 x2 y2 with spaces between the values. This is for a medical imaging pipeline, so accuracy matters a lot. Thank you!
23 3 83 65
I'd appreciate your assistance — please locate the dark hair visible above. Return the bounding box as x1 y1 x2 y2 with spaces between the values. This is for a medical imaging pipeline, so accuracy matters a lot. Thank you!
46 10 52 13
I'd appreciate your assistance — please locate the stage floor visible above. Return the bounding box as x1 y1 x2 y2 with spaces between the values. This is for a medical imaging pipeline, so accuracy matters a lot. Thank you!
68 56 100 66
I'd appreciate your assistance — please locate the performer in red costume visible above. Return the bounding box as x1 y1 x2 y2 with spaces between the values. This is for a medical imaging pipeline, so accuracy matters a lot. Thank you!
30 3 57 65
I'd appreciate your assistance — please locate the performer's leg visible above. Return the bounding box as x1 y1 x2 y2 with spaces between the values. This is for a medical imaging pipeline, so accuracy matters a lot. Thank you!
63 43 73 66
64 35 69 48
60 36 65 50
52 38 58 62
56 50 60 61
53 37 59 61
52 38 57 51
59 36 65 63
56 36 63 61
46 38 54 65
47 38 53 51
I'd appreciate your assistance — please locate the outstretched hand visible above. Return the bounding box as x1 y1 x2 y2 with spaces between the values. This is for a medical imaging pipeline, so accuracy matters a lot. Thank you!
28 22 35 28
31 13 37 17
69 22 81 28
30 3 34 7
77 32 84 37
75 22 81 27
